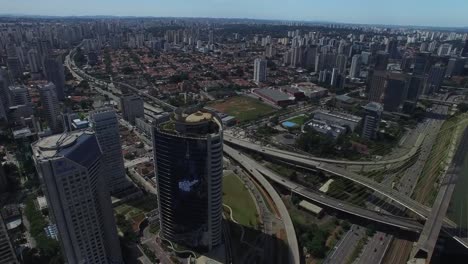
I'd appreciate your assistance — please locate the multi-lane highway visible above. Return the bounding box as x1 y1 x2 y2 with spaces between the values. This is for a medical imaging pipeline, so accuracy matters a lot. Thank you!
223 135 444 221
223 145 300 264
223 145 424 232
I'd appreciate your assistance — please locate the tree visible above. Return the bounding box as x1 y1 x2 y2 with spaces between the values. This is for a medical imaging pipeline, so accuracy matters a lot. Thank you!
458 103 468 113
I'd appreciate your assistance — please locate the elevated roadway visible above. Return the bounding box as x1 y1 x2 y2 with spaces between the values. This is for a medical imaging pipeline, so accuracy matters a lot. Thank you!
223 145 300 264
225 134 424 167
224 146 424 233
224 136 458 228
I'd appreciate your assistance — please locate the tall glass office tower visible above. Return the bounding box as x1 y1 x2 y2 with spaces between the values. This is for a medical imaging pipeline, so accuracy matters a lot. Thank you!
152 107 223 251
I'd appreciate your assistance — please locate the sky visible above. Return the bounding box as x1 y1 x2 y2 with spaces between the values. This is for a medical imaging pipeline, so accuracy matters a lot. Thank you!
1 0 468 28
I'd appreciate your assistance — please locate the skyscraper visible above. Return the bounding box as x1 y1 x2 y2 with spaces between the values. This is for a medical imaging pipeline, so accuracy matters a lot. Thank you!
6 57 22 79
335 54 347 74
38 83 62 133
406 75 424 101
386 38 399 59
362 102 383 140
8 85 30 106
462 40 468 57
120 94 144 125
368 71 387 102
382 73 408 112
0 214 17 263
445 58 466 77
349 54 361 78
0 163 7 194
44 54 66 100
90 107 131 195
152 107 223 251
27 49 41 73
424 65 446 94
32 131 123 264
374 52 389 71
253 58 267 84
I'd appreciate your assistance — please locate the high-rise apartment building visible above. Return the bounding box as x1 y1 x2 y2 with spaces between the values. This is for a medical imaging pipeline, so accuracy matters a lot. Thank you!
335 54 347 74
27 49 41 73
361 102 383 140
120 94 144 125
437 44 452 56
152 107 223 251
90 107 130 195
44 54 66 100
253 58 267 84
38 83 62 133
32 131 123 264
349 54 361 78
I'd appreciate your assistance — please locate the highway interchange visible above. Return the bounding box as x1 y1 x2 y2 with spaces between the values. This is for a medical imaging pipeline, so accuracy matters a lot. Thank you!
65 44 468 263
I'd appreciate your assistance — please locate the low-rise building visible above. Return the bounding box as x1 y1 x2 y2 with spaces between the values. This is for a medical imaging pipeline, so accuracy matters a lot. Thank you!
253 88 294 107
312 110 362 132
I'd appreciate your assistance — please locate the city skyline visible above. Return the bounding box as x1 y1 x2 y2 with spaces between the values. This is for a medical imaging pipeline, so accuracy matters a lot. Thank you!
2 0 468 28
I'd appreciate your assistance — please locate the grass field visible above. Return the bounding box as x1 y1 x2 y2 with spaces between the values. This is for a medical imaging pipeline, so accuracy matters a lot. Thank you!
413 114 468 206
223 173 259 228
114 194 158 225
208 96 276 122
286 114 309 126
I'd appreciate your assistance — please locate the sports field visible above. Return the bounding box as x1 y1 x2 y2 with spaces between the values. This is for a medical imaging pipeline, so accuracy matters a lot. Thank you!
208 96 276 122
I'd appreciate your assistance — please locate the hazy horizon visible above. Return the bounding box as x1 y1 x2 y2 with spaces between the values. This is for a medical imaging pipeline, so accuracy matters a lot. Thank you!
2 0 468 28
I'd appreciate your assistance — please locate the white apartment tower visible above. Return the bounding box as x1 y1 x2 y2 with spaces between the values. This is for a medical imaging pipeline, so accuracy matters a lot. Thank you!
349 54 361 78
253 58 267 84
32 131 123 264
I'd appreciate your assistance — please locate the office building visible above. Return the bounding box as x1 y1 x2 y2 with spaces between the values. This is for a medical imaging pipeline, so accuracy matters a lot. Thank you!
152 107 223 251
0 164 7 194
382 73 408 112
386 38 399 59
374 52 389 71
361 102 383 140
437 44 452 56
368 71 387 102
44 54 66 100
406 75 425 101
0 214 17 263
38 83 62 133
253 58 267 84
424 65 446 94
8 86 30 106
349 54 361 78
32 131 123 264
90 108 130 195
120 94 144 125
445 58 465 77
